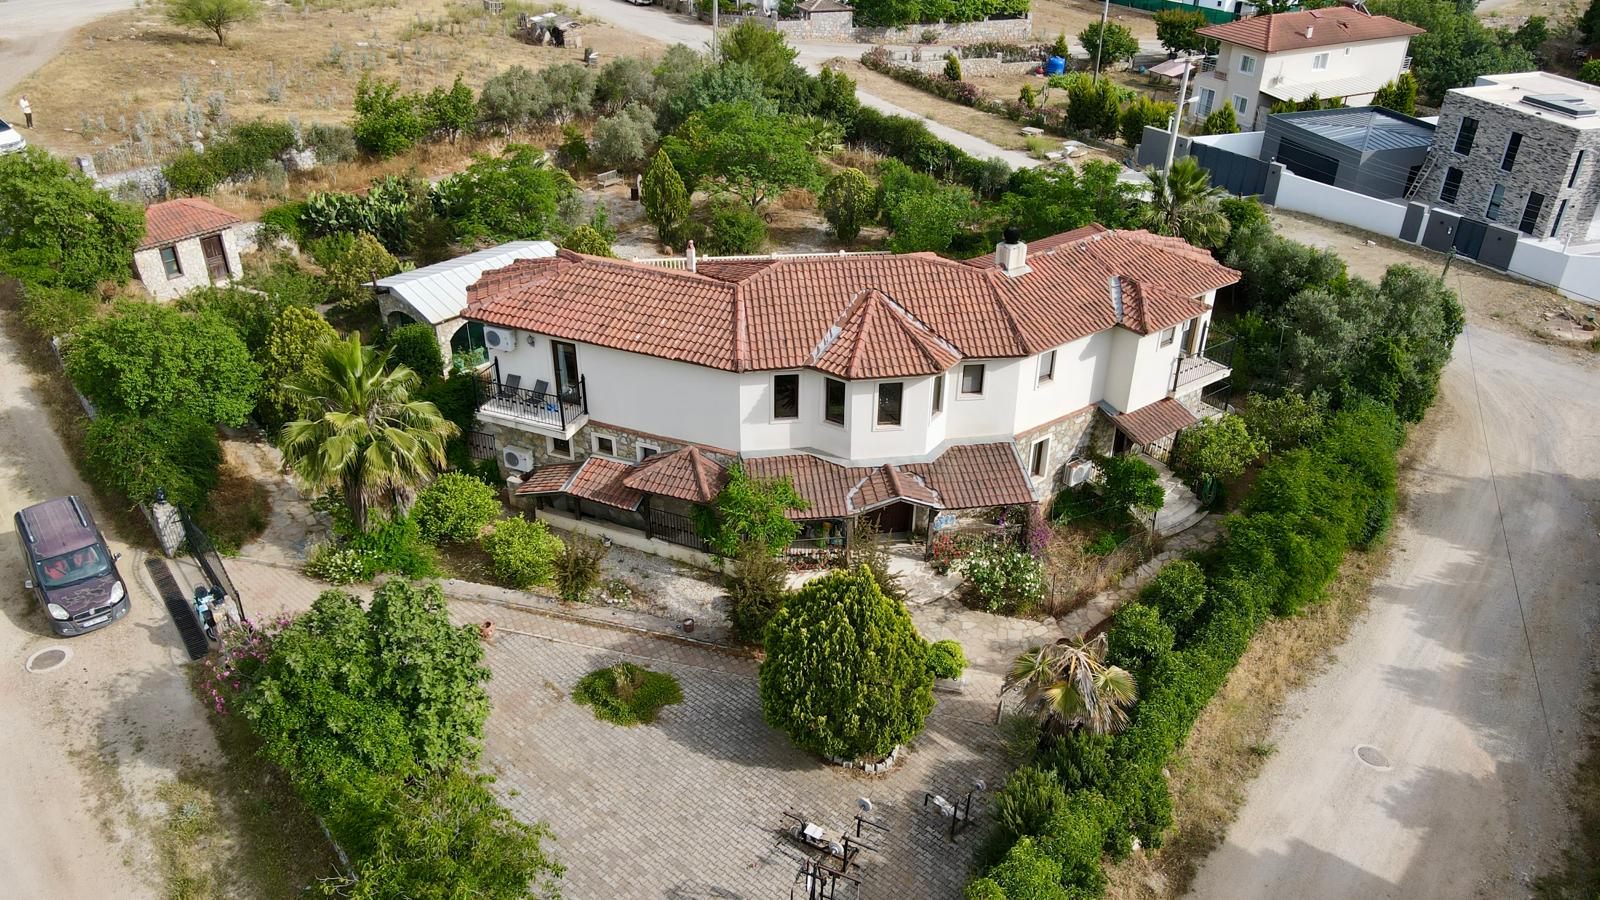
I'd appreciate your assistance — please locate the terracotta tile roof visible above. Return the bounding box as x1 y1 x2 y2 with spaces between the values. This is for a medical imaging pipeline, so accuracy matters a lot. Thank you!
467 231 1239 379
1112 398 1198 445
1196 6 1423 53
621 446 729 504
745 442 1035 518
515 457 644 511
138 198 241 250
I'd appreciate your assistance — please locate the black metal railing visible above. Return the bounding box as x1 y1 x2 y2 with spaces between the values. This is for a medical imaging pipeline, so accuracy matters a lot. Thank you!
1170 336 1234 393
475 371 587 431
646 507 706 551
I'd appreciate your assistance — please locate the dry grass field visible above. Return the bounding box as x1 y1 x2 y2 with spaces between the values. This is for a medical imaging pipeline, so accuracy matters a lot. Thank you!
6 0 664 172
1030 0 1158 43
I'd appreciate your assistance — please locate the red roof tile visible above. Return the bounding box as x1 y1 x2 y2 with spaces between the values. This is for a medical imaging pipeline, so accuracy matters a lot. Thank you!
515 458 644 511
516 463 582 495
1113 398 1198 445
621 446 729 504
467 231 1239 379
1196 6 1423 53
139 198 241 250
745 442 1035 518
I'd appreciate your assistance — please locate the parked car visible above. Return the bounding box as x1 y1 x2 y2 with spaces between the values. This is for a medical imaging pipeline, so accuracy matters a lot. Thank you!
0 118 25 155
15 496 128 637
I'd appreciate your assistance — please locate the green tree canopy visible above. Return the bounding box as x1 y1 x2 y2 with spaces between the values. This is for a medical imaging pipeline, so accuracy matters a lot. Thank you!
352 76 426 159
656 60 774 133
65 300 260 425
820 167 878 242
1198 102 1239 136
432 144 576 243
590 105 658 172
1080 22 1140 70
997 160 1144 240
696 464 807 557
876 158 973 254
1119 94 1176 148
641 148 691 250
257 304 337 428
719 19 800 92
1140 156 1231 249
1367 0 1534 104
560 224 617 257
758 566 935 760
595 56 658 114
1170 414 1267 481
663 101 820 210
0 148 144 291
163 0 260 45
1153 8 1209 53
421 75 477 143
385 322 445 381
1372 72 1419 115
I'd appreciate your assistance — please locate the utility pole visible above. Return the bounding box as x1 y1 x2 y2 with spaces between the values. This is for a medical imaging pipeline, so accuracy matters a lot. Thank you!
1441 246 1456 279
711 0 720 62
1163 54 1192 172
1091 0 1110 84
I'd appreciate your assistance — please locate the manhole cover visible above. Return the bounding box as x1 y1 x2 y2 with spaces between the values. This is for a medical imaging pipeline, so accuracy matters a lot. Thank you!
25 647 71 673
1354 744 1391 769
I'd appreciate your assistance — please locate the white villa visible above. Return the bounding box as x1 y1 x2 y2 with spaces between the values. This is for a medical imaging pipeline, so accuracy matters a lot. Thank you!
462 227 1239 550
1190 2 1424 130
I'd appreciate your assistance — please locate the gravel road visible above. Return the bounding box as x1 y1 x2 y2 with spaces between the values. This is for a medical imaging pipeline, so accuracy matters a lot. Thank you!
1188 223 1600 898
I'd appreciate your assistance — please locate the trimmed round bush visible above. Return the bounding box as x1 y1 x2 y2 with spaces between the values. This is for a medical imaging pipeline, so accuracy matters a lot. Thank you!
412 472 502 544
928 639 967 680
701 199 766 255
1104 601 1174 672
385 322 445 381
572 662 683 726
480 516 564 588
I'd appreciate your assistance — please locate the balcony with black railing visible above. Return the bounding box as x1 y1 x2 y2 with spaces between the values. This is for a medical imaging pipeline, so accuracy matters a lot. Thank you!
1170 336 1234 395
474 369 588 435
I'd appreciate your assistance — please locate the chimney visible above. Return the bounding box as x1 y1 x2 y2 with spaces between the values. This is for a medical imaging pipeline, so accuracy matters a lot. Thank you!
1305 25 1313 38
685 240 697 273
994 226 1031 277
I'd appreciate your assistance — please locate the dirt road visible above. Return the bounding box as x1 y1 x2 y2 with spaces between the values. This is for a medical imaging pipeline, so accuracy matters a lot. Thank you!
1187 223 1600 897
0 0 134 96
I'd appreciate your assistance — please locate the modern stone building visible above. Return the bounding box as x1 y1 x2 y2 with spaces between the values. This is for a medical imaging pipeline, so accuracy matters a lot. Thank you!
1413 71 1600 242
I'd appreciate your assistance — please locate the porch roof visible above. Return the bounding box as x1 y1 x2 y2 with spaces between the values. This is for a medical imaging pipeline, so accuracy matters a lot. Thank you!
1111 398 1198 445
620 446 729 504
744 442 1035 520
514 456 644 511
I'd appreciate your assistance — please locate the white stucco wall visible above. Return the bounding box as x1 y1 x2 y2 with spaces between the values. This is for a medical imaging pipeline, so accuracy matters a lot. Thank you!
1013 332 1113 432
133 227 242 301
1192 35 1413 129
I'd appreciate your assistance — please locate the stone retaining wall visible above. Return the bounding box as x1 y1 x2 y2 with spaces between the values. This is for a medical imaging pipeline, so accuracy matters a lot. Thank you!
855 15 1032 44
899 55 1038 77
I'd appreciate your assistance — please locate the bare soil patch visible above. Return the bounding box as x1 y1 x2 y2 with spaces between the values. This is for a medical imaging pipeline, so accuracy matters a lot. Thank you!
1030 0 1158 43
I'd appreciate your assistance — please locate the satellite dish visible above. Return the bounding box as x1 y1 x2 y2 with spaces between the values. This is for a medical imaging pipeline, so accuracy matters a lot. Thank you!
857 797 872 813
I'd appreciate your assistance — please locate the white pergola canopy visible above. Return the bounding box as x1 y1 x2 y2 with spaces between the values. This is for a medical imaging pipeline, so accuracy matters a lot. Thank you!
374 240 557 327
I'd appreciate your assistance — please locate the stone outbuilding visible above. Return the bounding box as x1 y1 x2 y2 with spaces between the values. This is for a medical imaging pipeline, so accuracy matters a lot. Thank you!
133 198 244 300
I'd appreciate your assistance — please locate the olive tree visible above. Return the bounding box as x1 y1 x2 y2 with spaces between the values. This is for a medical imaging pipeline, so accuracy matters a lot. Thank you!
164 0 261 46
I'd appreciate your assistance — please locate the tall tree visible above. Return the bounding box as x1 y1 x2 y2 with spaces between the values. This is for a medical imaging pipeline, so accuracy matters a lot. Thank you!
997 160 1143 240
663 101 820 210
163 0 260 45
1140 156 1231 250
1004 635 1138 735
1079 22 1140 70
819 167 877 242
0 148 144 291
1198 102 1240 135
641 149 691 250
257 304 337 428
279 335 457 530
718 20 800 92
431 144 576 243
1371 72 1419 116
1153 8 1209 53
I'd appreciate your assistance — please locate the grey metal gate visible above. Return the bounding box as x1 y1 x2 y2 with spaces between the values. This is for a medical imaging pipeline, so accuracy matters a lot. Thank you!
1455 218 1487 259
178 507 243 620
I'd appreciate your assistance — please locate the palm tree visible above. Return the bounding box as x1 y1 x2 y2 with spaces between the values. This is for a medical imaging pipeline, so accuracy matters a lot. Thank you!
1003 635 1138 735
279 335 458 531
1141 156 1232 250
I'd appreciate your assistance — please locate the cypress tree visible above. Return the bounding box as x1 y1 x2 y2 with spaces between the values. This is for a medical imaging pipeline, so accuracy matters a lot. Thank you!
641 148 691 251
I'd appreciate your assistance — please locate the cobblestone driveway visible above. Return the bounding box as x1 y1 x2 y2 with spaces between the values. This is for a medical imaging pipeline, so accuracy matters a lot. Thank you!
463 599 1011 900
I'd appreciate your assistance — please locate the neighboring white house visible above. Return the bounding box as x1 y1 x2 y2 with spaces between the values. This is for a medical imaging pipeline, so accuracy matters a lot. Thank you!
1190 2 1423 131
133 198 244 300
373 240 558 372
461 227 1239 549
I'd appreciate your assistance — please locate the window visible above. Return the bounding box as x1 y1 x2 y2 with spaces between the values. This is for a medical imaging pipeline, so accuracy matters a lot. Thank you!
824 378 845 426
1312 52 1329 70
1440 167 1464 204
1238 54 1256 74
772 373 799 420
1519 192 1546 234
876 382 903 427
1160 326 1177 347
960 363 985 396
1486 183 1506 220
1030 438 1050 478
931 373 945 416
1500 132 1522 171
551 340 580 399
1037 350 1056 385
549 437 572 458
592 434 615 456
1198 88 1215 116
1570 150 1586 188
1233 95 1249 116
1553 198 1570 234
1453 117 1477 155
637 443 660 460
159 246 182 278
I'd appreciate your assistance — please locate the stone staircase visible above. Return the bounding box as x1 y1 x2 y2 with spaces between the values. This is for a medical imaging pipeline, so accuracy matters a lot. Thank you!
1147 455 1208 537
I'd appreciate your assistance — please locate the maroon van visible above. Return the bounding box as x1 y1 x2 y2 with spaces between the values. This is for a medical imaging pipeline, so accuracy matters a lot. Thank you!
15 496 128 637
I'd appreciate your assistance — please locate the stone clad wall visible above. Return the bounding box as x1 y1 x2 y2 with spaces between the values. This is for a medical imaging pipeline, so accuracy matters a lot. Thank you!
899 55 1038 77
856 15 1032 43
1012 405 1112 501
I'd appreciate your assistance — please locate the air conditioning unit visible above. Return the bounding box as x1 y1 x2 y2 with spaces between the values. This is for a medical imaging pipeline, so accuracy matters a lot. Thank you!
483 326 518 353
1065 459 1096 488
502 445 535 472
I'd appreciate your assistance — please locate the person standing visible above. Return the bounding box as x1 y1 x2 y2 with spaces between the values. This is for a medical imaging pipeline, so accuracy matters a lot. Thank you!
17 96 32 129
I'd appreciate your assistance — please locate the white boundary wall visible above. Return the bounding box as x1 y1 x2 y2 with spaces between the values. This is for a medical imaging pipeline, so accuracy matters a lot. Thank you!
1508 239 1600 305
1270 169 1408 239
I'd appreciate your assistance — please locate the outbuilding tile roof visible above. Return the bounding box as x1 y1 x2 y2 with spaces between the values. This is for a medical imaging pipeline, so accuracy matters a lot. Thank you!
621 446 729 504
138 198 241 250
744 442 1035 519
515 457 643 511
1196 6 1423 53
1112 398 1198 445
468 231 1236 380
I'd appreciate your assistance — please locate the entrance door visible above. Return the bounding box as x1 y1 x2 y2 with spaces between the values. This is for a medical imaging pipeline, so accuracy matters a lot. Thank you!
551 340 580 402
1454 218 1487 260
866 503 913 537
200 234 229 281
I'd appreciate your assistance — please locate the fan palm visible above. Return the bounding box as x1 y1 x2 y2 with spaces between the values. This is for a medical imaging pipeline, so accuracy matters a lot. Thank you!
1141 156 1232 250
279 334 458 531
1003 635 1138 735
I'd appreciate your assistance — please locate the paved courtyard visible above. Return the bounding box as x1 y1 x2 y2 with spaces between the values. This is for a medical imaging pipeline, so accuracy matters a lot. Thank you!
459 598 1012 900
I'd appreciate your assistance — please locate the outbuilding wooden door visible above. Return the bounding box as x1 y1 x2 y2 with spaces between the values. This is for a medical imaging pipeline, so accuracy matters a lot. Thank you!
200 234 229 281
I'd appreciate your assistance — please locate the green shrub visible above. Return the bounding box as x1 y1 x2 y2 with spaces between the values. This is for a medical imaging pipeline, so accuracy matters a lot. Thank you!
19 282 98 338
304 122 358 164
258 201 307 244
345 516 439 580
1241 390 1326 451
695 464 806 558
993 766 1067 845
385 322 445 381
960 539 1046 615
81 412 222 510
725 542 789 644
411 473 501 544
554 537 607 603
1105 601 1175 673
480 516 564 588
965 837 1068 900
304 542 367 585
700 198 767 255
1171 414 1265 482
1140 559 1207 634
928 639 967 679
1091 453 1164 524
162 121 296 195
572 662 684 726
759 566 934 760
